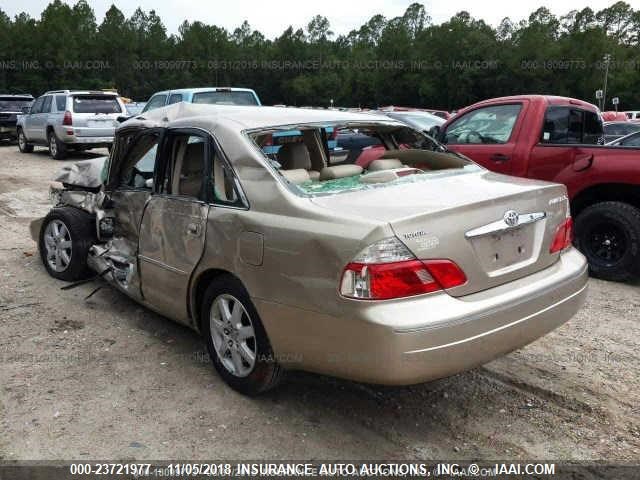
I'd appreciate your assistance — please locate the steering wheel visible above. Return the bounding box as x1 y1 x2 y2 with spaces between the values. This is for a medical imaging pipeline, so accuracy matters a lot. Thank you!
459 130 484 144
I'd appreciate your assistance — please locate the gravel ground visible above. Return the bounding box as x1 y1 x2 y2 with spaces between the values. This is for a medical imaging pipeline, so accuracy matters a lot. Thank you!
1 143 639 461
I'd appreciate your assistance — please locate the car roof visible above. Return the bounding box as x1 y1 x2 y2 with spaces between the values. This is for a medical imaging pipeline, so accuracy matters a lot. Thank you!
464 94 598 111
151 87 257 95
124 103 394 131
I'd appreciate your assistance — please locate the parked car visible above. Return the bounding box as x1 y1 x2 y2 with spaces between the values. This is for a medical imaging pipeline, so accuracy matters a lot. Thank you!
603 121 640 143
0 94 33 142
141 87 261 114
435 94 640 281
382 110 445 133
606 131 640 147
32 103 587 394
624 110 640 120
16 90 125 159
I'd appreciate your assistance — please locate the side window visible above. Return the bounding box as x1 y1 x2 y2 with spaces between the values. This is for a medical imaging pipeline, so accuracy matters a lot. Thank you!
444 104 522 144
142 94 167 112
31 97 44 114
167 93 183 105
541 107 602 145
211 148 242 206
622 134 640 146
583 111 604 145
119 133 160 189
55 95 66 112
41 96 52 113
164 134 206 199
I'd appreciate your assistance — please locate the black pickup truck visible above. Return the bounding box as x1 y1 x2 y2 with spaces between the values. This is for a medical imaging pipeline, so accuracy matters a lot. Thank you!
0 94 34 142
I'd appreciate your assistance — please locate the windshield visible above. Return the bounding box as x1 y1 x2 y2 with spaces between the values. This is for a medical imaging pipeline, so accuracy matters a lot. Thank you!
192 90 258 106
251 122 475 197
394 113 444 131
72 95 122 114
0 97 33 111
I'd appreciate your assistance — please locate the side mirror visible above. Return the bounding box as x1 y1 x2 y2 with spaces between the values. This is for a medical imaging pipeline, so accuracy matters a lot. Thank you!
21 106 31 114
116 115 131 123
428 125 441 139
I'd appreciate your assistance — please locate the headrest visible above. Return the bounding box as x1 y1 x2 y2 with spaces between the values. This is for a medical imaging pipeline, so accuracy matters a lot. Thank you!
278 142 311 170
281 169 311 185
368 158 403 171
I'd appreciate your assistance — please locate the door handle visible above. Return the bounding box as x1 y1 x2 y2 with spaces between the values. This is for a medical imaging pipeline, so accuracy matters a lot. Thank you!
186 222 202 236
490 153 510 162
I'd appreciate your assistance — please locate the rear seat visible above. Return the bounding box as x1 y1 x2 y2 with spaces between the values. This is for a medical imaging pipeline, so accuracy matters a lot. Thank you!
367 158 403 171
277 143 320 181
319 164 363 181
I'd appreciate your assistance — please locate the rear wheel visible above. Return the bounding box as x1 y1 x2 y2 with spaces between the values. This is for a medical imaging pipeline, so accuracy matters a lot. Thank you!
48 130 67 160
39 207 96 281
201 275 284 395
574 201 640 282
17 129 34 153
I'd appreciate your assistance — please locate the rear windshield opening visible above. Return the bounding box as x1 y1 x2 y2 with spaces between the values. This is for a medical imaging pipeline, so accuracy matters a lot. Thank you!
192 91 258 106
250 122 475 196
72 95 121 114
0 97 33 110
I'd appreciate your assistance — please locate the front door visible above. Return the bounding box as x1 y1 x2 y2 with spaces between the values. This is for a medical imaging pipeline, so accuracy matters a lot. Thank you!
442 102 526 175
138 130 210 323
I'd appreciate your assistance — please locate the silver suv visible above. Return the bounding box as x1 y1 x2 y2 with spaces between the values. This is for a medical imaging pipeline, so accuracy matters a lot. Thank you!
16 90 125 159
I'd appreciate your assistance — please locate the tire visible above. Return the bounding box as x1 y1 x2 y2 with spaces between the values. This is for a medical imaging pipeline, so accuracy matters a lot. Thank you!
201 275 284 395
39 207 96 281
48 130 67 160
574 201 640 282
17 128 34 153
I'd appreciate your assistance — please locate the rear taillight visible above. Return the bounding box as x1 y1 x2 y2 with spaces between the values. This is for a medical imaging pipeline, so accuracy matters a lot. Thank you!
62 111 72 126
339 237 466 300
550 217 573 253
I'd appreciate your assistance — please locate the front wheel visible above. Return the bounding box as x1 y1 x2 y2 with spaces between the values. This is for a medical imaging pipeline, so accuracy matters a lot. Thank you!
17 129 34 153
48 131 68 160
39 207 96 281
574 201 640 282
201 275 284 395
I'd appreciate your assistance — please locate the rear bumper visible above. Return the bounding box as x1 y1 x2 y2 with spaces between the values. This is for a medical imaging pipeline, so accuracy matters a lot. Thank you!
255 247 588 385
54 125 114 145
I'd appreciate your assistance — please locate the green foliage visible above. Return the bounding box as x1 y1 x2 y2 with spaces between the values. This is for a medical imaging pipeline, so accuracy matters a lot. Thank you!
1 2 640 110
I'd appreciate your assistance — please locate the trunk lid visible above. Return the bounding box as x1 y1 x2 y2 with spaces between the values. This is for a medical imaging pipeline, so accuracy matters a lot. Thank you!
310 169 570 296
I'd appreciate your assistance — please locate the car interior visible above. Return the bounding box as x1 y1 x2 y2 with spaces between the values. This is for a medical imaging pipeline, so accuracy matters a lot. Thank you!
253 124 468 189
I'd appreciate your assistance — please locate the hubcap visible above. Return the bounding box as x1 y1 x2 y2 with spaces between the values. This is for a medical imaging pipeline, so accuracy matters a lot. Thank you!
587 223 627 264
18 132 25 149
209 294 257 377
49 135 57 155
43 219 72 272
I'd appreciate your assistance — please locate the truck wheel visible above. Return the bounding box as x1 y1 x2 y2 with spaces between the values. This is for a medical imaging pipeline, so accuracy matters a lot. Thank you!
39 207 96 281
17 129 34 153
574 201 640 282
48 131 68 160
201 274 284 395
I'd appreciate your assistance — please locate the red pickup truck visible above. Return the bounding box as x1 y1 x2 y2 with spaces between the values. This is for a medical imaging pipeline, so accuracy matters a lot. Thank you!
437 95 640 282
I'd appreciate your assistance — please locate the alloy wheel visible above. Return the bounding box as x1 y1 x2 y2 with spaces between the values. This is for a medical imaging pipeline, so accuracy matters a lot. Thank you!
43 219 72 272
209 294 257 377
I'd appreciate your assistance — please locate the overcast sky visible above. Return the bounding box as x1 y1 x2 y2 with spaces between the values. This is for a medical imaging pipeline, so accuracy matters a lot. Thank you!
3 0 639 38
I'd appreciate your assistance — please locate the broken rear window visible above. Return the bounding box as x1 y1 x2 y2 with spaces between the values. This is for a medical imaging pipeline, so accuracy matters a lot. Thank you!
250 122 478 197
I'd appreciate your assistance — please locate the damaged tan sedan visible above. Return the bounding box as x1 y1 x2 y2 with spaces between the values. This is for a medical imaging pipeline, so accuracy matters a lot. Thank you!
33 103 588 395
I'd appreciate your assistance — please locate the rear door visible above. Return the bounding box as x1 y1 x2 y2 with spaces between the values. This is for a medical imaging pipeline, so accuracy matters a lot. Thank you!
529 106 603 185
442 102 527 175
33 95 52 142
138 129 211 322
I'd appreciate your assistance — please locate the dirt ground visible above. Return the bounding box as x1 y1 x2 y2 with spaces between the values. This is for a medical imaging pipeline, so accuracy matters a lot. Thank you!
0 142 639 461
